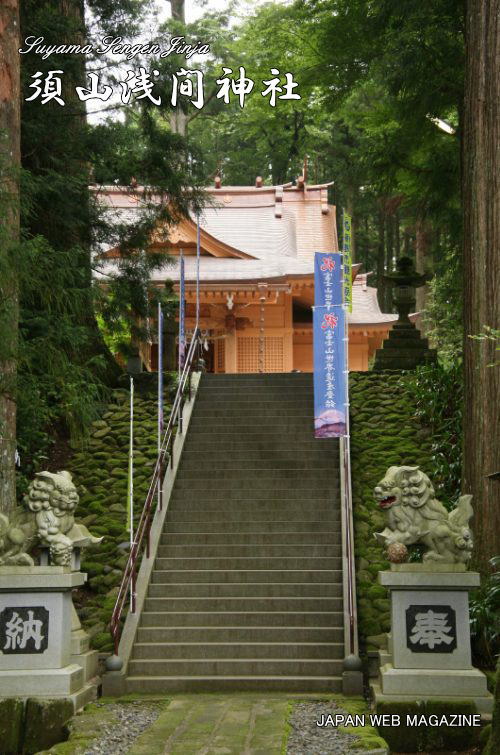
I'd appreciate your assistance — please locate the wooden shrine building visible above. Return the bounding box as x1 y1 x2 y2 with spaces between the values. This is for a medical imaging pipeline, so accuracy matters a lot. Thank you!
94 181 400 373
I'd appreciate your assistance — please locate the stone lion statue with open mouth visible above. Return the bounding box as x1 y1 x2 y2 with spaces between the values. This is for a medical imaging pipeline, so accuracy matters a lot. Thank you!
373 465 473 565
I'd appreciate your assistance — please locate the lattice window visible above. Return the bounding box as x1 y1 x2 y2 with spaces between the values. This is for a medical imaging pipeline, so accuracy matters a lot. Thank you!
264 337 284 372
216 339 225 373
237 336 284 373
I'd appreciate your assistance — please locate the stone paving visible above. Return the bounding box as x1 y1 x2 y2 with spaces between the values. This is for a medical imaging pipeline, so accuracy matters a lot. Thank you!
45 693 387 754
129 694 289 755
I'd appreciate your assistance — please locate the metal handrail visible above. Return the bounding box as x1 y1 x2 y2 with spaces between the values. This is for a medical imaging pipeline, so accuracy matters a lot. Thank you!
109 328 201 654
343 437 357 657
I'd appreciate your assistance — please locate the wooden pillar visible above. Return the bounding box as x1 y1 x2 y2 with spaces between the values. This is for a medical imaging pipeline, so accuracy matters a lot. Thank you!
225 330 237 373
283 292 294 372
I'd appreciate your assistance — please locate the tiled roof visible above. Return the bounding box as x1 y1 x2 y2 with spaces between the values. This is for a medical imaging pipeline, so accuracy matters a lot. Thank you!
92 183 337 281
93 185 398 325
349 275 398 326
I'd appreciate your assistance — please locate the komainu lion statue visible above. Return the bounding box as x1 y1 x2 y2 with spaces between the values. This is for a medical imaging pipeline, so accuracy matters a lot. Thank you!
0 471 102 567
373 466 473 564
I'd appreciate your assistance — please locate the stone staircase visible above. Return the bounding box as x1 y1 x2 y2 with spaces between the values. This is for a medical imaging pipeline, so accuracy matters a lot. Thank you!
127 373 344 692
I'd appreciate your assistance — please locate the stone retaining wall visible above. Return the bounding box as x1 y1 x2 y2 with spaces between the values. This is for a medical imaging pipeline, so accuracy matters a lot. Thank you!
349 371 433 652
69 383 172 652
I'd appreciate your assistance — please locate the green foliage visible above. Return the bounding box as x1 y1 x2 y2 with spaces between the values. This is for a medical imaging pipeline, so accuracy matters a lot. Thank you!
425 246 463 364
469 556 500 668
15 230 109 498
483 659 500 755
375 700 479 753
185 0 464 361
404 362 462 506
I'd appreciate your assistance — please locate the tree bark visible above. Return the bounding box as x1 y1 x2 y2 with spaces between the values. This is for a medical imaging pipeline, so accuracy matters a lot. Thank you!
385 210 394 311
462 0 500 572
0 0 20 514
169 0 185 23
168 0 187 135
376 207 386 311
346 184 357 262
394 211 401 260
403 227 411 257
415 217 431 334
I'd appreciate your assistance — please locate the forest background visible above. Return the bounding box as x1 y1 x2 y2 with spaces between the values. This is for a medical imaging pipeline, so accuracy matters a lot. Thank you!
0 0 498 574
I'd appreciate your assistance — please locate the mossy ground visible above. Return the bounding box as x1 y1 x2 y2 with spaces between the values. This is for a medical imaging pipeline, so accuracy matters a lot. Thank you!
39 694 388 755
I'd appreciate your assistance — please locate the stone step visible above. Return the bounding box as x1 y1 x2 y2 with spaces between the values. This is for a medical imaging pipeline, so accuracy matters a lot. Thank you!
173 478 339 491
184 440 334 452
198 379 313 387
150 569 342 584
194 394 314 403
139 611 343 627
155 544 342 559
175 466 339 477
166 500 339 512
178 457 338 471
164 519 340 533
168 492 339 505
127 658 343 677
188 418 316 430
132 641 344 660
143 596 343 613
201 375 313 383
185 431 335 444
125 371 345 694
192 408 315 418
136 626 344 644
126 676 342 693
160 532 341 545
194 395 314 405
153 556 343 570
165 508 339 522
148 582 342 598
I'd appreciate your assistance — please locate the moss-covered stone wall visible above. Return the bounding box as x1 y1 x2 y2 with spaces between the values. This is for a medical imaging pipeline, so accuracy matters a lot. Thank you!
349 372 434 652
69 382 171 652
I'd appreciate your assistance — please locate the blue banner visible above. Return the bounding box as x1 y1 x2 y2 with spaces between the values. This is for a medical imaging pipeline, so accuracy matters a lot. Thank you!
314 252 343 308
313 252 347 438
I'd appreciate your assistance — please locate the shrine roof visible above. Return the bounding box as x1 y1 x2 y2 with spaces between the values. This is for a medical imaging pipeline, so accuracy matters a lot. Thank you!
92 182 338 280
92 184 399 326
349 274 398 326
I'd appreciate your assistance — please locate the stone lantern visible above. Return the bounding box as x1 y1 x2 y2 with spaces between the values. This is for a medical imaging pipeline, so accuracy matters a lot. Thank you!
385 257 432 323
374 257 437 371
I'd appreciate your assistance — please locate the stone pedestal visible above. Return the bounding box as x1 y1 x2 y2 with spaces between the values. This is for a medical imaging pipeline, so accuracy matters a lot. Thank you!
0 567 97 711
373 320 437 371
371 565 493 714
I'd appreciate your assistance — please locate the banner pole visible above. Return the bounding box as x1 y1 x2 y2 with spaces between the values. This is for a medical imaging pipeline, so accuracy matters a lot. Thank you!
157 302 163 508
196 215 200 330
127 375 134 611
178 248 185 377
341 209 357 658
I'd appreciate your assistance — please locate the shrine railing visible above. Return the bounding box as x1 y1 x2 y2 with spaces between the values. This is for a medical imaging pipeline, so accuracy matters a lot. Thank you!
109 328 201 654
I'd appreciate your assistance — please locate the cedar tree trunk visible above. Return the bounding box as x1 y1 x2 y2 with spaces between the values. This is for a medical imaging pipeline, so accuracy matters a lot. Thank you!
462 0 500 571
0 0 20 513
